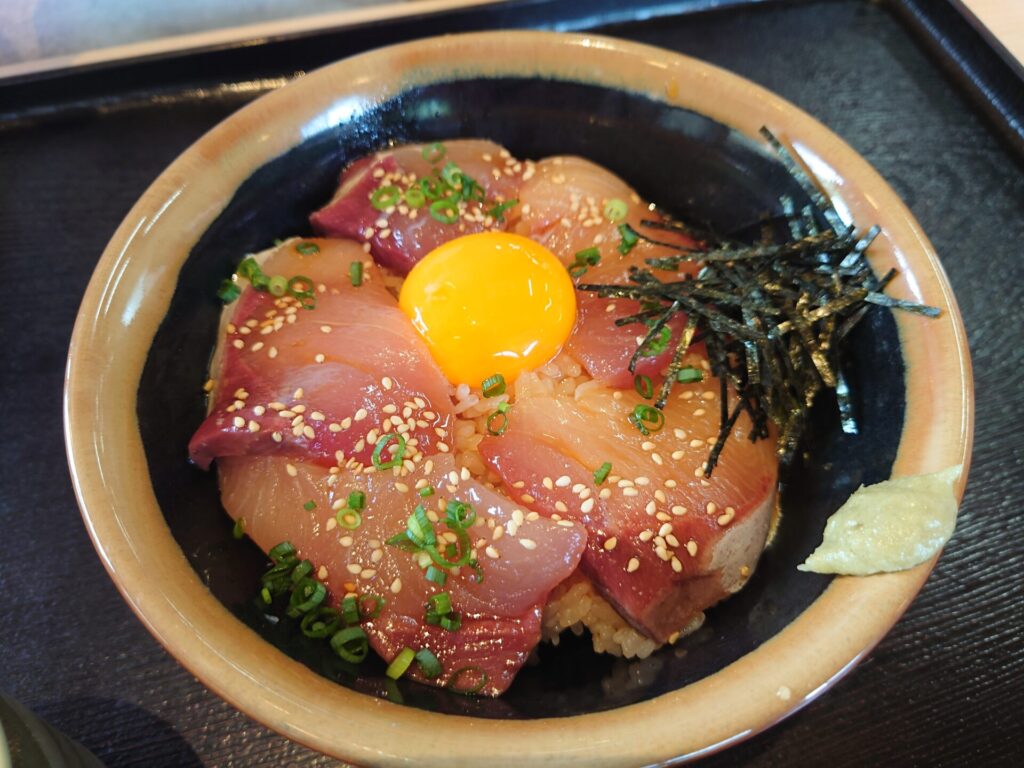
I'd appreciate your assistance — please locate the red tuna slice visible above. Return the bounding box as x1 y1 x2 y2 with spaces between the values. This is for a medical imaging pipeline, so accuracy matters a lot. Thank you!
218 452 586 695
512 155 702 387
310 140 525 274
188 238 453 470
479 368 777 643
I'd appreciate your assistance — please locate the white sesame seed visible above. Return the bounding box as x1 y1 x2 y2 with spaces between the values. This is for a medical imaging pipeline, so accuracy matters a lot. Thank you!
390 578 403 594
346 564 362 575
519 539 537 550
671 556 683 573
639 530 654 542
686 540 698 557
485 546 500 559
354 408 368 421
232 416 245 429
626 558 640 573
622 487 639 497
645 501 657 515
555 475 571 487
247 420 260 433
554 501 568 513
286 463 297 477
581 497 595 514
603 537 618 551
658 523 673 537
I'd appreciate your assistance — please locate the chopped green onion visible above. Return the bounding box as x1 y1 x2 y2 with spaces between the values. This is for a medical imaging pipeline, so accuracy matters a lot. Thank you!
418 486 434 498
425 565 447 586
340 595 360 625
439 615 462 632
634 374 654 399
237 257 262 282
676 367 703 383
408 505 436 547
574 247 602 266
372 433 407 470
617 223 639 254
429 198 459 224
486 408 510 436
287 275 315 299
481 373 506 398
335 509 362 530
330 626 369 663
421 142 446 164
629 404 665 435
403 186 426 208
445 500 476 530
425 528 472 569
358 593 385 620
370 185 401 210
440 161 462 188
428 592 452 616
603 198 628 222
232 518 246 539
385 531 421 553
290 560 314 583
349 261 363 287
287 577 326 617
260 587 272 605
386 647 416 680
419 177 445 201
300 606 341 639
487 199 518 222
267 275 288 297
217 279 241 303
594 462 612 485
641 325 672 356
569 265 588 279
295 241 320 255
269 541 296 563
446 666 488 695
303 499 316 512
467 559 484 584
415 648 443 679
347 491 366 511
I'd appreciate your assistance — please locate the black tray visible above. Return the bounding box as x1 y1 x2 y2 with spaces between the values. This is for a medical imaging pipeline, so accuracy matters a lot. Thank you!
2 1 1022 765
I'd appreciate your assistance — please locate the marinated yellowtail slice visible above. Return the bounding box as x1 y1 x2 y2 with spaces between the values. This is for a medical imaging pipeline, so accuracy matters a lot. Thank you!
218 453 586 695
513 156 702 387
188 239 452 470
310 140 525 274
480 369 777 643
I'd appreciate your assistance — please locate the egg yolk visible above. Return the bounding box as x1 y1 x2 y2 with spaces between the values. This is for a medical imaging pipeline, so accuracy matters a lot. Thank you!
398 232 576 385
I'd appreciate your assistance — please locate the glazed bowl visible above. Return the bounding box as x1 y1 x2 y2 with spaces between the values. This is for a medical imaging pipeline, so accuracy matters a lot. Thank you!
65 31 972 765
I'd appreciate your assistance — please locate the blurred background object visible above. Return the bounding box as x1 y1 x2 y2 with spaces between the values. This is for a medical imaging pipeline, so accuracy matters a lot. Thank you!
0 694 104 768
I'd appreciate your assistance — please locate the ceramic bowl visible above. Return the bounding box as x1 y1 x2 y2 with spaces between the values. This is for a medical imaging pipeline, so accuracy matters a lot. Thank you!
65 31 972 765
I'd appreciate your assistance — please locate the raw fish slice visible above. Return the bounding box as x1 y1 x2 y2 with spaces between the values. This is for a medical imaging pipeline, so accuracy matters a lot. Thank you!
310 140 524 274
479 367 776 642
513 156 701 387
188 238 453 470
218 453 585 694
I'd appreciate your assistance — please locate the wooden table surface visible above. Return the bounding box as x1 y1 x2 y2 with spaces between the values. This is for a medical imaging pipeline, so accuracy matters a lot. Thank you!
0 1 1022 766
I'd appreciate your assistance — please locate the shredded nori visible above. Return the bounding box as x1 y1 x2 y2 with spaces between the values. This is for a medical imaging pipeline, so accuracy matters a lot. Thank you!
577 127 940 476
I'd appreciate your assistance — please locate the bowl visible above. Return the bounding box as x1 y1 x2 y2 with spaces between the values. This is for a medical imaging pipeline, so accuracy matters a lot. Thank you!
65 30 972 765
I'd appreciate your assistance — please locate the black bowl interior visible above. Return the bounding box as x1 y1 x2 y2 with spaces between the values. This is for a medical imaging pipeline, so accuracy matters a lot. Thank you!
138 77 903 718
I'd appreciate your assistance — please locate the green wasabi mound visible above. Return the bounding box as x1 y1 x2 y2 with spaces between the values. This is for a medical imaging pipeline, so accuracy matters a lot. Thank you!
799 465 962 575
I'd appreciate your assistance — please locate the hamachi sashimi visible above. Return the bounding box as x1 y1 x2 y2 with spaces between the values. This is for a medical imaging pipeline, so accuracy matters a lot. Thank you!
513 156 702 388
479 365 776 643
188 239 453 470
218 453 585 694
310 140 524 274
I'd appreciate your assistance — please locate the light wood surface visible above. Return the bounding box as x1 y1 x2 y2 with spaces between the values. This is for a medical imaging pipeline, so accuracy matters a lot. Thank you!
958 0 1024 71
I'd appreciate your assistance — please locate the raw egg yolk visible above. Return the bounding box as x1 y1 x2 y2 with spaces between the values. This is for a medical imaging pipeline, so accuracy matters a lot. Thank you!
399 232 576 385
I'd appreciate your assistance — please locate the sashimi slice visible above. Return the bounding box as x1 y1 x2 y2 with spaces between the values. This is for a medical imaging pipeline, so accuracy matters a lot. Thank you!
310 140 526 274
479 365 776 643
188 238 453 470
218 452 586 695
513 156 702 387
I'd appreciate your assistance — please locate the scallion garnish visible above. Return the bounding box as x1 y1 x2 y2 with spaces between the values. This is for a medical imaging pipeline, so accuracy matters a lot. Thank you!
347 490 366 511
290 560 313 583
603 198 628 222
439 615 462 632
386 647 416 680
568 246 602 278
269 541 296 563
429 198 459 224
593 461 612 485
634 374 654 399
421 142 446 164
370 185 401 211
403 186 426 208
335 509 362 530
232 517 246 539
330 626 369 663
488 199 518 223
446 666 488 695
303 499 316 512
428 592 452 616
415 648 443 679
349 261 363 287
445 500 477 530
340 595 360 626
617 223 639 254
629 404 665 436
300 606 341 639
676 367 703 383
440 161 462 188
419 177 445 201
217 279 241 303
371 433 407 470
486 403 510 436
467 559 484 584
418 486 434 498
286 577 326 617
358 593 386 620
295 241 320 255
266 275 287 297
640 324 672 356
425 565 447 586
481 374 506 397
